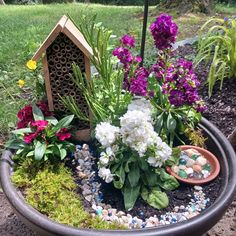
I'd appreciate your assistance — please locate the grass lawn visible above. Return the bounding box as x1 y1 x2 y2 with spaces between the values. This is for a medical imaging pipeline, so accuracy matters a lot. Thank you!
0 3 235 146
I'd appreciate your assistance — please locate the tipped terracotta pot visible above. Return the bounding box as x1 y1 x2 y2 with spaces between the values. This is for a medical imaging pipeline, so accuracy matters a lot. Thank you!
166 145 220 185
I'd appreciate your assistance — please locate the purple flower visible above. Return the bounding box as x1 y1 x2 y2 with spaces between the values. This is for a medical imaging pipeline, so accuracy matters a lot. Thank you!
195 102 207 113
150 13 178 50
134 56 142 63
120 35 136 48
185 90 199 104
130 67 149 97
148 90 155 97
130 77 148 96
177 58 193 71
152 60 166 79
168 90 185 106
112 47 133 69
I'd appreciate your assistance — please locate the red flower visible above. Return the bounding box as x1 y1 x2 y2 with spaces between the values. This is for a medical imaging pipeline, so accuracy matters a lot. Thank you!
17 105 33 128
23 132 37 144
56 128 71 141
17 120 28 129
37 101 53 117
31 120 48 132
16 102 52 129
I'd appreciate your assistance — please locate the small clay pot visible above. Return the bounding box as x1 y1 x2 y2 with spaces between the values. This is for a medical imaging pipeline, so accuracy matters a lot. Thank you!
166 145 220 185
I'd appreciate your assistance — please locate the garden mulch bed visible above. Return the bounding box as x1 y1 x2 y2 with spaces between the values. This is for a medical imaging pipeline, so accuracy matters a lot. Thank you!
176 44 236 138
0 43 236 235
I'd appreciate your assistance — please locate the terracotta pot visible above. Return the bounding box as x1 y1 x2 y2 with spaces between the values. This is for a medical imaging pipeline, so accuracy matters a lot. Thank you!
74 128 91 142
166 145 220 185
1 118 236 236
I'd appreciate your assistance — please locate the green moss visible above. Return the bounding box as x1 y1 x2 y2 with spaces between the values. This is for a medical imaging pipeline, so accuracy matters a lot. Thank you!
12 160 124 230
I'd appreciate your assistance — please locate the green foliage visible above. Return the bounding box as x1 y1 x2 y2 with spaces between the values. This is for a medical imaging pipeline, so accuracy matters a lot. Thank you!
107 149 179 211
195 17 236 96
6 105 75 162
184 127 206 147
61 15 132 126
149 79 202 147
12 161 122 229
146 188 169 209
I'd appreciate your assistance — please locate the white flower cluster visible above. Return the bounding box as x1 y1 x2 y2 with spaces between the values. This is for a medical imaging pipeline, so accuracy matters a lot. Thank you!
95 122 120 147
98 167 114 183
120 99 172 164
147 136 172 167
95 99 172 183
120 109 153 157
95 122 119 183
128 98 153 118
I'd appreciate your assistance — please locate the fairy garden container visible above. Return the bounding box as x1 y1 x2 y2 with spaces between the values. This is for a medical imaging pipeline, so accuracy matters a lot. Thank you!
1 14 236 236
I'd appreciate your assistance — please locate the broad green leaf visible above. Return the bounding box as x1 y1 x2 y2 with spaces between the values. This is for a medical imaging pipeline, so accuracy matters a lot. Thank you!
113 165 125 189
155 112 164 133
128 163 140 187
51 115 74 133
5 139 25 149
138 158 149 171
143 170 158 187
32 104 44 121
45 149 53 154
12 128 32 134
124 155 136 173
165 147 181 166
159 169 179 190
167 113 176 132
123 183 140 211
147 189 169 209
26 151 34 157
34 141 46 161
141 186 149 201
60 148 67 160
51 146 61 157
46 116 58 126
16 149 24 155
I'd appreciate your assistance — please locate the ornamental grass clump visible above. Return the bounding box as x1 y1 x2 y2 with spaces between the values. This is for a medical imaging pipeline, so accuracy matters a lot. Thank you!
195 17 236 96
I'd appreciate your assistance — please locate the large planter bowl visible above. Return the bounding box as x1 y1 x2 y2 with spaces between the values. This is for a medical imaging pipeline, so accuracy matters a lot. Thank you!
1 118 236 236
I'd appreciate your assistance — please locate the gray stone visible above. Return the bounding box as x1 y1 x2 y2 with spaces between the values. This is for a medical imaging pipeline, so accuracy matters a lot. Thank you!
85 195 93 202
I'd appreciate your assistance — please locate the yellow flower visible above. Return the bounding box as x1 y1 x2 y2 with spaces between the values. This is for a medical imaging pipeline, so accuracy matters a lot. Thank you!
26 59 37 70
18 79 25 88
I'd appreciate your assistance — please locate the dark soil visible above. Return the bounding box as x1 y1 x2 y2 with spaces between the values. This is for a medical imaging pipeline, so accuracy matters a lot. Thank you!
176 44 236 137
101 177 222 219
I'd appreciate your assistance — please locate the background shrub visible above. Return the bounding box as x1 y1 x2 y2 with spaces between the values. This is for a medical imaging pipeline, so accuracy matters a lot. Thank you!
77 0 159 6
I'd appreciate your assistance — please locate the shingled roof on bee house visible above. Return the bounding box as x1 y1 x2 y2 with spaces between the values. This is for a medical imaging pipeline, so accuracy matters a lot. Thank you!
32 15 93 141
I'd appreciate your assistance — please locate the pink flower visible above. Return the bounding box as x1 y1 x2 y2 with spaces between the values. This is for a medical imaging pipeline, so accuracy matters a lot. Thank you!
31 120 48 132
56 128 71 141
23 132 37 144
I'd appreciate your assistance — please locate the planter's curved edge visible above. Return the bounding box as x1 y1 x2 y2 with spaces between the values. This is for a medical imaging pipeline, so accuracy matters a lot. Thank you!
0 117 236 236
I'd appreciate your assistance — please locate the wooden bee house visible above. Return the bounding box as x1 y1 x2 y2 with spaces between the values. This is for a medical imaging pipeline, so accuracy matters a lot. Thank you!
32 15 93 140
